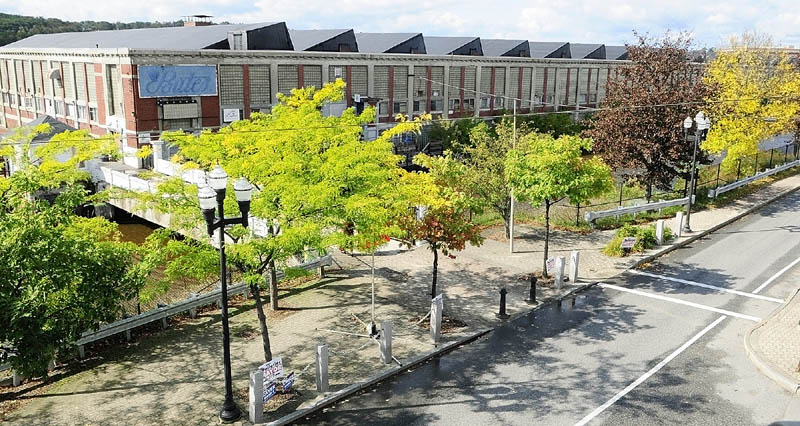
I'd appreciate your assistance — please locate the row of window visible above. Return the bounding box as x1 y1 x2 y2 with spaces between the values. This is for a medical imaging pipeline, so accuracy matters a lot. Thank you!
2 92 98 122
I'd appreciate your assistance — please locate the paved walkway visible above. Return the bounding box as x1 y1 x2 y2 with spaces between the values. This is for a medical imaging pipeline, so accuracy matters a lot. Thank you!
746 286 800 393
3 172 800 425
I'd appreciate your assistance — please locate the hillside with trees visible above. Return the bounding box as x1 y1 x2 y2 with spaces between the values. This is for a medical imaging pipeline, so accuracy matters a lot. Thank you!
0 13 184 46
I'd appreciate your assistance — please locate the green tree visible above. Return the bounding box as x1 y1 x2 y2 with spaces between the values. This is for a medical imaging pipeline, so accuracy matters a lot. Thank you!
0 125 146 378
461 120 529 238
427 118 491 157
518 112 584 138
144 80 430 361
703 32 800 164
585 32 711 200
505 134 613 277
399 154 483 299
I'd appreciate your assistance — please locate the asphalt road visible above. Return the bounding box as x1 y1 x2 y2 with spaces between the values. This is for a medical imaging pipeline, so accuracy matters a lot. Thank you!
298 190 800 425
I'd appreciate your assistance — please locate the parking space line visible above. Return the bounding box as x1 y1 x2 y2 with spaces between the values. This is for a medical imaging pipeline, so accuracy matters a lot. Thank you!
574 315 727 426
598 283 761 322
629 270 784 303
752 255 800 294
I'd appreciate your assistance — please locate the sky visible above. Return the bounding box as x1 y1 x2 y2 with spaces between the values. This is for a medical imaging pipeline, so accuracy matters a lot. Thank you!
2 0 800 48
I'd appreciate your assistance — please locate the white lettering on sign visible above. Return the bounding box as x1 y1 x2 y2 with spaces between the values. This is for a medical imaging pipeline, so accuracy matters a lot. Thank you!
621 237 637 249
281 372 294 392
263 381 276 403
259 357 283 382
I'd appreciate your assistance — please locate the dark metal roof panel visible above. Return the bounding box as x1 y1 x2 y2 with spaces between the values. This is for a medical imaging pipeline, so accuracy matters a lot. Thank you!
529 41 569 58
424 36 480 55
354 32 420 53
289 29 352 51
481 39 528 57
570 43 604 59
604 45 628 60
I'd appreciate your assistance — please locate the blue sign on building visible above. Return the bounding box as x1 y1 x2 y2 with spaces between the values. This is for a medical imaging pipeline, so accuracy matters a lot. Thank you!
138 65 217 98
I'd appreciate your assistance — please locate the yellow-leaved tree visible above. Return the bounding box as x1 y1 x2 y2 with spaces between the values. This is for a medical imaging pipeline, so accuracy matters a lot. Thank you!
704 32 800 164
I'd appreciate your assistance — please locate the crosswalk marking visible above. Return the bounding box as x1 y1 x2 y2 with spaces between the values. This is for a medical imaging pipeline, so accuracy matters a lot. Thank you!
598 282 761 322
629 270 784 303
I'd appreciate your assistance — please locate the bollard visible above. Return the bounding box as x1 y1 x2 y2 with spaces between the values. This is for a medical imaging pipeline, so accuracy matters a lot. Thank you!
674 212 684 238
380 321 392 364
554 256 566 289
316 344 329 393
526 276 537 304
12 371 22 387
78 345 85 359
430 295 443 345
189 307 197 319
125 330 132 342
161 317 168 330
249 369 265 424
569 251 579 283
48 359 56 372
318 265 326 278
655 219 665 245
497 288 510 319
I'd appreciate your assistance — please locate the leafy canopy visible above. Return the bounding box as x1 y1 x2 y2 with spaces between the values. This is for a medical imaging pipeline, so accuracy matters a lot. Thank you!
704 32 800 164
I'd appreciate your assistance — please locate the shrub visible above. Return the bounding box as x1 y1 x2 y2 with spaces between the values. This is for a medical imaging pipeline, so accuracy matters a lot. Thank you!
603 223 673 257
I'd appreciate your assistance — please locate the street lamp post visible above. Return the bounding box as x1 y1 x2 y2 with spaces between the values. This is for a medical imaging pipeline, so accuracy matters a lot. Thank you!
682 112 711 234
198 165 253 423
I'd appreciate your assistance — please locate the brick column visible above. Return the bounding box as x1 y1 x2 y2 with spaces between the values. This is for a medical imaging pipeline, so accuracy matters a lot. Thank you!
459 66 465 115
346 66 352 107
388 66 394 117
489 67 496 111
426 66 431 113
243 64 251 119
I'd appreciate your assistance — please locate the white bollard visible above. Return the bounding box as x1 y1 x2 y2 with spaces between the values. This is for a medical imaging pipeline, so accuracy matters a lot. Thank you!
380 321 392 364
656 219 665 245
554 256 566 289
249 369 265 424
189 308 197 319
125 330 132 342
78 345 85 359
12 371 22 387
675 212 685 238
316 344 329 393
161 317 168 329
430 295 443 345
569 251 580 283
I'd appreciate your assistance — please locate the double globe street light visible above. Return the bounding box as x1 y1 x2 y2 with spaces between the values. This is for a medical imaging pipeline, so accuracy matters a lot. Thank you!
197 165 253 423
682 111 712 234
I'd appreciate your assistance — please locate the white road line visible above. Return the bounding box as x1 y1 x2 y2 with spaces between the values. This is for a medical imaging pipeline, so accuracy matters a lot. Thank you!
629 270 784 304
598 283 761 322
752 255 800 294
574 315 727 426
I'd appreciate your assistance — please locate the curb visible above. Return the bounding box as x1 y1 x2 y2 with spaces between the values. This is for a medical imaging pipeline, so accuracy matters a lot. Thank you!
744 288 800 394
264 327 492 426
632 183 800 270
265 179 800 425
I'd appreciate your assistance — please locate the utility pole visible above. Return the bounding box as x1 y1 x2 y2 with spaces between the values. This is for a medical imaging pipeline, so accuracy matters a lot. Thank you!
509 101 517 253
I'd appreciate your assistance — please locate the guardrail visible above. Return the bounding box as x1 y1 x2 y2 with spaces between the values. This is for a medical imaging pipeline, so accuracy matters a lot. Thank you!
584 196 693 225
2 254 333 383
708 160 800 199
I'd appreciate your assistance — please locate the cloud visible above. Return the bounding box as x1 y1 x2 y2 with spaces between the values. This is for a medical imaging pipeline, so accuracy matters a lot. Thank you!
1 0 799 47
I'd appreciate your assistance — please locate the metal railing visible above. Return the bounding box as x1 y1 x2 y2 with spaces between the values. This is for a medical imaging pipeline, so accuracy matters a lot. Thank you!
2 254 333 383
584 196 694 225
708 160 800 198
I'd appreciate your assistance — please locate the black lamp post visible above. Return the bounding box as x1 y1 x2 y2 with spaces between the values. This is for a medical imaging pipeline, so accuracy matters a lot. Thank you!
682 112 711 234
198 165 253 423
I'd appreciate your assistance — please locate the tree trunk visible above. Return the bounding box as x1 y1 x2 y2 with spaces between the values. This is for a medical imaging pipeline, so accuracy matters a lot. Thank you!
250 283 273 362
431 247 438 299
542 201 551 279
646 181 653 203
268 261 279 311
502 204 511 239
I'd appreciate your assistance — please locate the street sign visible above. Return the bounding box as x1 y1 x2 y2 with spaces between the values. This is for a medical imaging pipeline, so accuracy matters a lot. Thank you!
354 94 361 103
621 237 637 249
259 357 283 382
263 381 276 403
546 258 555 273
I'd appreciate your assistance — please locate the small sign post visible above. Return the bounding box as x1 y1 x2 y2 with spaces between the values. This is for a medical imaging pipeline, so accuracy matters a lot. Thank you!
621 237 637 250
259 357 283 383
281 372 295 393
263 382 276 403
546 257 555 274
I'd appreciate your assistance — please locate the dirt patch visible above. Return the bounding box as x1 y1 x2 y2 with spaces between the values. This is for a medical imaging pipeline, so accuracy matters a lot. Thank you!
279 273 318 291
412 314 467 334
520 272 556 287
234 386 301 413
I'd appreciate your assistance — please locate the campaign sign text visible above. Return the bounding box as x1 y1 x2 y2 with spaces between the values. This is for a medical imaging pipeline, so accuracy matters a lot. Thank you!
259 357 283 382
138 65 217 98
263 382 276 403
281 372 295 392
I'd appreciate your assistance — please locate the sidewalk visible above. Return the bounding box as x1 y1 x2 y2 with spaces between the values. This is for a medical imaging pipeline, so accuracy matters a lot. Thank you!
3 172 800 426
746 287 800 394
